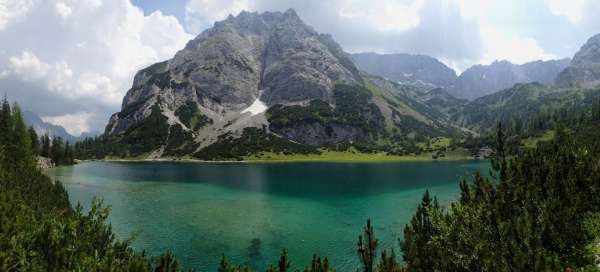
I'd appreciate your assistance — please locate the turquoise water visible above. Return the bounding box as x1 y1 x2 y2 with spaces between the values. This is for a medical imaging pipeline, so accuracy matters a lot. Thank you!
47 160 489 271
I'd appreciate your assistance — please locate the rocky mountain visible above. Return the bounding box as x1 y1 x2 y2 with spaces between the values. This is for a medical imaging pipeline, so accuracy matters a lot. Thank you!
351 52 457 89
104 9 456 159
449 59 571 100
23 111 79 143
417 88 467 116
556 33 600 88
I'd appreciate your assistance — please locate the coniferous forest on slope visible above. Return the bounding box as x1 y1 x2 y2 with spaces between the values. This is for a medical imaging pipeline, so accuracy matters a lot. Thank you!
3 90 600 271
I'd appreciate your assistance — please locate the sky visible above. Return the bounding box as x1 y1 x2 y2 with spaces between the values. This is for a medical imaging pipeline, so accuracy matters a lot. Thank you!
0 0 598 136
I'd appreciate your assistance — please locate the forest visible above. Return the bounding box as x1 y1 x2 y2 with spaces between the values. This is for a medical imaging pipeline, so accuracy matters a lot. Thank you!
2 93 600 271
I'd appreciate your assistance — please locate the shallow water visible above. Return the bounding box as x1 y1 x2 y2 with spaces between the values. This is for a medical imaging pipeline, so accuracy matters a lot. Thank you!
47 160 489 271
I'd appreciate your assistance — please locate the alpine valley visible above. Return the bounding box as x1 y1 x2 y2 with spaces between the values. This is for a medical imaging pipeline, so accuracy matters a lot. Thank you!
87 9 600 161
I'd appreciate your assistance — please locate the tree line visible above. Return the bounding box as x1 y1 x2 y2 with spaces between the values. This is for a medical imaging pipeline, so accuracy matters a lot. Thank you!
0 96 75 166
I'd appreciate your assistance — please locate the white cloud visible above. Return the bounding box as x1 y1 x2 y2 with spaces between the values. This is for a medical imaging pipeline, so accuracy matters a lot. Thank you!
454 0 494 21
0 0 193 133
479 26 556 65
339 0 424 32
42 112 92 136
8 51 50 80
0 0 34 30
55 2 72 19
185 0 249 33
548 0 586 24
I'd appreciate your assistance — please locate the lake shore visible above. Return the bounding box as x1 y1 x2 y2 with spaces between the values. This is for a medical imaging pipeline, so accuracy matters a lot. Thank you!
77 149 480 164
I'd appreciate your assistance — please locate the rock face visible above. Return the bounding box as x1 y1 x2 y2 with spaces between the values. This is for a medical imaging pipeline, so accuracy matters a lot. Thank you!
37 156 55 169
351 52 457 89
450 59 570 100
556 33 600 88
106 9 362 134
104 9 451 158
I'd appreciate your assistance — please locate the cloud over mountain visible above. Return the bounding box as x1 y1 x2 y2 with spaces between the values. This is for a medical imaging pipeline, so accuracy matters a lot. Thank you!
0 0 192 134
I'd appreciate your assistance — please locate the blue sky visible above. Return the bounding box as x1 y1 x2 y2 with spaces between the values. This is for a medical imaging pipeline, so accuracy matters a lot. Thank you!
132 0 187 20
0 0 598 135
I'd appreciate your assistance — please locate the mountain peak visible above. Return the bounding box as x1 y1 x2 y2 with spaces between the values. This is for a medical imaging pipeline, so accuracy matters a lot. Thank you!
572 33 600 66
283 8 299 18
556 33 600 88
106 7 363 146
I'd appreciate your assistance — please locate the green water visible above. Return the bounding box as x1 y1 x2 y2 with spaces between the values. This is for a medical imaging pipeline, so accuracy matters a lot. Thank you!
47 160 489 271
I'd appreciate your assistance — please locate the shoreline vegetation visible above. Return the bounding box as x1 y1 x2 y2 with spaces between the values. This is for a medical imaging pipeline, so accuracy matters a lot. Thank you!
78 148 475 164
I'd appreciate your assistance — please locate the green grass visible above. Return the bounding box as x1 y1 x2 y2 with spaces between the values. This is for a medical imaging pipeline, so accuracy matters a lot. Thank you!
522 130 556 149
245 148 470 163
417 136 452 149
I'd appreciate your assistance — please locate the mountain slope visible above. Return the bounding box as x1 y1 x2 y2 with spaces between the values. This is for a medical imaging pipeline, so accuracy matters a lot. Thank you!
23 111 80 143
104 9 456 159
556 33 600 88
453 82 600 132
450 59 570 100
351 52 457 89
417 88 467 116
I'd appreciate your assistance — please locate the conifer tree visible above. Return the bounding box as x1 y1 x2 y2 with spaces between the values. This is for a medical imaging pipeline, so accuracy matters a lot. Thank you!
277 249 290 272
28 126 39 155
153 250 179 272
10 103 33 169
40 133 50 157
491 122 507 182
0 95 12 148
357 219 378 272
303 255 333 272
50 136 64 164
376 250 400 272
400 190 440 271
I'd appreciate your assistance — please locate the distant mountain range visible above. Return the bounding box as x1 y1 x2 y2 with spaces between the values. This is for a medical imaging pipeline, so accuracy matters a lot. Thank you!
351 53 457 89
353 52 571 100
94 8 600 160
450 59 571 100
23 111 100 143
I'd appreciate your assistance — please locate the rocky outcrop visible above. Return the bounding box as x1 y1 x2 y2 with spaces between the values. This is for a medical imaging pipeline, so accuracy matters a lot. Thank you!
556 33 600 88
37 156 55 169
450 59 570 100
351 52 457 89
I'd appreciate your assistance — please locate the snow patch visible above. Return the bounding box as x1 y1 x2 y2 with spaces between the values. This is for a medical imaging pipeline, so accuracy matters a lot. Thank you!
241 96 268 116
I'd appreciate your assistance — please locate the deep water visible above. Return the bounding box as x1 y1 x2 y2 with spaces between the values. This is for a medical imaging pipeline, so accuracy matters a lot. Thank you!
47 160 489 271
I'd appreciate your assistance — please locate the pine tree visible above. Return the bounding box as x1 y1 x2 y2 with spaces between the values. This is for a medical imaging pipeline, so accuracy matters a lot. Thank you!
303 255 333 272
0 95 12 147
51 136 64 164
376 250 400 272
592 98 600 123
491 122 507 182
10 103 33 169
357 219 378 272
219 255 232 272
41 133 51 157
28 127 40 155
400 190 440 271
64 141 72 164
153 250 179 272
277 249 290 272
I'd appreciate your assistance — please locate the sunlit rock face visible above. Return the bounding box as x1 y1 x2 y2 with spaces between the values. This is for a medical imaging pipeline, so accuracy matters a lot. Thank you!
103 8 371 156
556 33 600 89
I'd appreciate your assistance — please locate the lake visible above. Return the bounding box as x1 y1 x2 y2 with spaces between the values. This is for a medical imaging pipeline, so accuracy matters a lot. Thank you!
47 160 490 271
